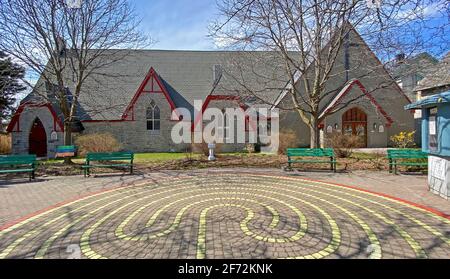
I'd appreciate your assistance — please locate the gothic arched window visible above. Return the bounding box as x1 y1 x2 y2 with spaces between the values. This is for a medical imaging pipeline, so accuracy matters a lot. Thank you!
146 101 160 131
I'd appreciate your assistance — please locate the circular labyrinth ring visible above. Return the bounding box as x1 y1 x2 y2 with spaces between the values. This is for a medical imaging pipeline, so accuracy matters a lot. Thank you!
1 173 450 259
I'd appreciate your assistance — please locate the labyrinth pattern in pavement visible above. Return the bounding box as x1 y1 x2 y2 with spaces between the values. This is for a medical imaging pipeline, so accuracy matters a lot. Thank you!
1 173 450 259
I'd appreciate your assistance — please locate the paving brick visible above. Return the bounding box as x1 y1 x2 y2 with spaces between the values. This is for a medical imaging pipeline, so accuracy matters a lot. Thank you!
0 170 450 259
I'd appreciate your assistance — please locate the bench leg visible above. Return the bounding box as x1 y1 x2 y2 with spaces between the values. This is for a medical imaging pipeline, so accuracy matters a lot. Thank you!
394 163 398 175
130 165 134 175
287 156 294 171
84 166 90 177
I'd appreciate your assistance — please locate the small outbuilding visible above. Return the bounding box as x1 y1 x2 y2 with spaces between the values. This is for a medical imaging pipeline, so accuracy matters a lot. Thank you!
406 90 450 199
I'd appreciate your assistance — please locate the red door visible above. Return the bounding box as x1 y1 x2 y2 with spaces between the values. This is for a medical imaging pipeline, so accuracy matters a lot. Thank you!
29 118 47 157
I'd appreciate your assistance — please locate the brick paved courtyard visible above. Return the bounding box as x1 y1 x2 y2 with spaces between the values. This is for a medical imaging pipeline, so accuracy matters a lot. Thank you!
1 170 450 259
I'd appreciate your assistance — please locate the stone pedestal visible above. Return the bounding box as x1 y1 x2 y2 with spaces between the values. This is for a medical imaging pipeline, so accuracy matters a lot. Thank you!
428 155 450 199
208 143 216 161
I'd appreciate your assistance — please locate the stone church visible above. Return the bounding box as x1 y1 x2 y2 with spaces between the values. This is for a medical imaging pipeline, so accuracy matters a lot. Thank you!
7 28 414 157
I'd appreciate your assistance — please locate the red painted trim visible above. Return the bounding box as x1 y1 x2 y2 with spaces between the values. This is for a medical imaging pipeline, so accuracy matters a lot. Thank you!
296 176 450 220
322 79 394 127
122 67 179 121
192 95 247 131
7 102 64 133
7 105 24 133
351 29 412 104
82 120 133 123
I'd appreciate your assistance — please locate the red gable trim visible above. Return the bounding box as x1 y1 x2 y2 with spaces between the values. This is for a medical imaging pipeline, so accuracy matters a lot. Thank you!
351 29 412 104
7 103 64 133
82 120 131 123
122 67 178 121
192 95 247 131
321 79 394 127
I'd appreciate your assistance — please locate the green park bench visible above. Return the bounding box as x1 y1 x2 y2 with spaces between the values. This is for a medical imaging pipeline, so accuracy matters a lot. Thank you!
286 148 337 172
0 155 37 181
55 145 77 159
387 149 428 175
82 152 134 177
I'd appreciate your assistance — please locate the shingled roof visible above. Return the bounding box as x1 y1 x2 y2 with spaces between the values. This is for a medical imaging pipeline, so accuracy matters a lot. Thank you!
389 52 438 80
24 50 288 121
415 51 450 92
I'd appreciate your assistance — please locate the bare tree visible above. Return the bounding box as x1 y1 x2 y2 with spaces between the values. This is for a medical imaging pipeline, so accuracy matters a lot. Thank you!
0 0 149 162
210 0 449 147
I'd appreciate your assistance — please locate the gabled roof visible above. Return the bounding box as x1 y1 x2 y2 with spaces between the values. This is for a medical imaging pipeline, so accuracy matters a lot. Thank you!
415 52 450 91
319 79 394 126
389 52 438 80
23 50 288 121
271 25 411 111
121 67 179 121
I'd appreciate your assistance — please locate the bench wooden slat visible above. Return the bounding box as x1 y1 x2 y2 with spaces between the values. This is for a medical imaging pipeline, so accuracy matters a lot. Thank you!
88 158 133 161
286 148 336 172
55 146 77 159
84 152 134 177
387 149 428 174
287 148 334 157
0 155 37 181
0 161 35 165
0 169 34 174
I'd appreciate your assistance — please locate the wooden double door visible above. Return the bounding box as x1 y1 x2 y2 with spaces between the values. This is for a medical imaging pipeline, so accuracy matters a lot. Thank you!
342 108 367 148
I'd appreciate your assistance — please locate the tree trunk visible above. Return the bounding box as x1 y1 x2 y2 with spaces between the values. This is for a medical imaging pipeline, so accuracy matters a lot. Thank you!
63 122 73 165
309 118 321 148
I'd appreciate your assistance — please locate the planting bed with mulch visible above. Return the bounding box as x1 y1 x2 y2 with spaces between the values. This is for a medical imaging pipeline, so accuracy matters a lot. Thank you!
0 152 427 179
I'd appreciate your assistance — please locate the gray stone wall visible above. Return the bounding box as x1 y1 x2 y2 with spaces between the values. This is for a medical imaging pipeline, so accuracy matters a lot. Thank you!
278 111 311 148
11 106 64 158
82 93 189 153
200 99 246 153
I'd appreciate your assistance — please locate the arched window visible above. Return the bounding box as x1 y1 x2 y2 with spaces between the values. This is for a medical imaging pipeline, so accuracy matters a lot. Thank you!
146 101 160 131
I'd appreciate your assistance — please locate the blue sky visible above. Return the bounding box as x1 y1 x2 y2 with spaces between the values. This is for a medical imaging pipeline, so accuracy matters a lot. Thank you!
131 0 448 55
132 0 219 50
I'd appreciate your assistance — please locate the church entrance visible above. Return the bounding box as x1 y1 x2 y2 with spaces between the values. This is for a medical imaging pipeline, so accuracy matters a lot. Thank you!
29 118 47 157
342 107 368 148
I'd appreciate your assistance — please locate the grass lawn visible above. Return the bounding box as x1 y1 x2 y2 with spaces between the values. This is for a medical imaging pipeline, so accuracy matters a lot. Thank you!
40 153 199 164
134 153 201 162
41 152 270 164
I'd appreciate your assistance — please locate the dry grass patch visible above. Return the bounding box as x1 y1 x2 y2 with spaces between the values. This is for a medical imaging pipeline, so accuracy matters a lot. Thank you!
0 134 11 155
75 133 121 156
